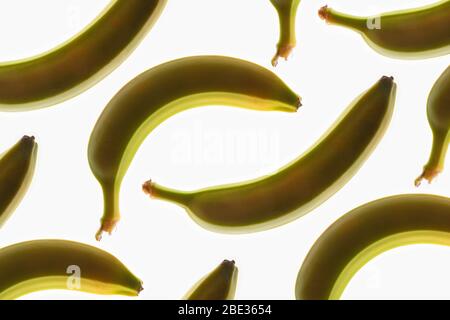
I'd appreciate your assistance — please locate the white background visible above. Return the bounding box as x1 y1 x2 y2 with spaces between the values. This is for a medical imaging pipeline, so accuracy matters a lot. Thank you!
0 0 449 300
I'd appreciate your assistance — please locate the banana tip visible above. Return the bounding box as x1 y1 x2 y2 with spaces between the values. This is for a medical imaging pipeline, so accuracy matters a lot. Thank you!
95 229 103 241
95 219 118 241
415 167 440 187
21 135 36 146
223 259 235 265
142 180 154 197
381 75 394 82
272 45 294 67
22 135 35 141
271 56 279 67
297 97 303 110
318 5 330 21
137 282 144 295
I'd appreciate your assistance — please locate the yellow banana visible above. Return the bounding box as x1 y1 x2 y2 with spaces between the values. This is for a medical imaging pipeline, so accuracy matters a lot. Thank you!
184 260 238 300
296 194 450 300
143 76 396 234
319 1 450 59
88 55 301 240
0 239 142 299
0 0 166 111
0 136 37 229
415 65 450 186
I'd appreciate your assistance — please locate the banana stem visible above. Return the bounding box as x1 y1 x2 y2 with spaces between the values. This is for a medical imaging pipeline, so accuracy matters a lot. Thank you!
142 180 191 208
319 5 366 32
415 130 449 186
96 182 120 241
271 0 301 66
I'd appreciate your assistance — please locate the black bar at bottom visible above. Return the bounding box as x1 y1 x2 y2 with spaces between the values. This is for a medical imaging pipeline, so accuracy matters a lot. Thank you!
0 300 445 318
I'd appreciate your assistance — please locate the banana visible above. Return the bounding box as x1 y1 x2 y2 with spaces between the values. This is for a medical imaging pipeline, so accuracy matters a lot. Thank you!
0 136 37 229
143 76 397 233
184 260 238 300
88 55 301 240
270 0 301 66
0 239 142 299
295 194 450 300
416 65 450 186
318 1 450 59
0 0 166 111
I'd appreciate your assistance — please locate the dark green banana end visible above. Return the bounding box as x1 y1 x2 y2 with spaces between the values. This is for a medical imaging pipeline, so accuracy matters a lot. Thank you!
415 167 442 187
0 135 38 229
95 218 119 241
185 259 238 300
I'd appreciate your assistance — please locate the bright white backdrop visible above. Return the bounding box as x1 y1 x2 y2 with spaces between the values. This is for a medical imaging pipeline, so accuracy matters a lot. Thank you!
0 0 449 300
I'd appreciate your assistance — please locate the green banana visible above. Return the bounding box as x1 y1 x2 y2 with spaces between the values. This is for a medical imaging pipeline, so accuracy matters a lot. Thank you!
143 76 397 233
184 260 238 300
0 0 166 111
416 65 450 186
270 0 301 66
295 194 450 300
0 136 37 229
88 55 301 240
0 239 142 299
319 1 450 59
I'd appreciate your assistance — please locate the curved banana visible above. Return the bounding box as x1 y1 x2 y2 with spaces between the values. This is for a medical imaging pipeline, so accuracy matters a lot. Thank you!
89 55 301 240
143 76 397 233
295 194 450 300
184 260 238 300
0 136 37 229
319 1 450 59
0 239 142 299
0 0 166 111
270 0 301 66
416 65 450 186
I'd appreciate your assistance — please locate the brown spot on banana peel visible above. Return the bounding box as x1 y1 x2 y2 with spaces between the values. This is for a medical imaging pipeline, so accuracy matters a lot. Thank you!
319 1 450 59
88 56 301 240
416 65 450 187
184 260 238 300
144 76 397 233
270 0 301 66
0 240 142 299
0 0 167 111
296 194 450 300
0 136 38 230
